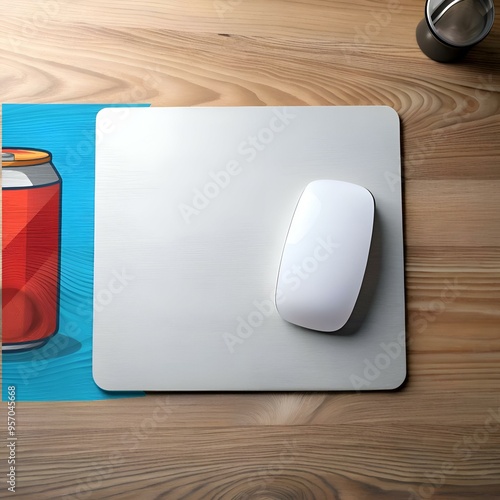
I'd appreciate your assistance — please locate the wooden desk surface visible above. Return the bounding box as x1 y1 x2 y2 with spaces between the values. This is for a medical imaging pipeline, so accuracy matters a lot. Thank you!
1 1 499 498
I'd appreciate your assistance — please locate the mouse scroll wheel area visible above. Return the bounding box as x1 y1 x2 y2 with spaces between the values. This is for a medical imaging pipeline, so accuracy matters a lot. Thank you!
286 191 322 245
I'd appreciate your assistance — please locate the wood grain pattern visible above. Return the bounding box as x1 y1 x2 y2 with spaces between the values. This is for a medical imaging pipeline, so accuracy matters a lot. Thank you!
1 0 500 498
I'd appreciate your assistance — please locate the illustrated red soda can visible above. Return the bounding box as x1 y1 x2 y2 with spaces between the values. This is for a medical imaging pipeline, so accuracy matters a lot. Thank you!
2 148 62 351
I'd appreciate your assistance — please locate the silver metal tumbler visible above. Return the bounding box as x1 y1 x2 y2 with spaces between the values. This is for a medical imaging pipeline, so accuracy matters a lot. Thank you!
416 0 495 62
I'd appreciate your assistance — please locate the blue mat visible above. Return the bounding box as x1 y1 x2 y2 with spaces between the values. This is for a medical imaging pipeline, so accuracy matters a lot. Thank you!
2 104 148 401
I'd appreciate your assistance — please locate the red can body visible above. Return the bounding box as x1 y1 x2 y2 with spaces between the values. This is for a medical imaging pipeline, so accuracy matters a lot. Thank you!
2 148 62 351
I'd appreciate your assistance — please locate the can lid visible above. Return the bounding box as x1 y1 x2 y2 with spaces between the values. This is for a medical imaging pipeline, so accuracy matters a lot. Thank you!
2 152 15 163
2 148 52 167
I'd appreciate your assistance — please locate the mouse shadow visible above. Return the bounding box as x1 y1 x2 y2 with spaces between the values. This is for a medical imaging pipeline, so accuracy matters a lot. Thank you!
292 211 383 338
335 211 382 336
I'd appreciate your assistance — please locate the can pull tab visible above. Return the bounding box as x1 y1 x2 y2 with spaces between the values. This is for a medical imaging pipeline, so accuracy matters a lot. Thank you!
2 152 15 163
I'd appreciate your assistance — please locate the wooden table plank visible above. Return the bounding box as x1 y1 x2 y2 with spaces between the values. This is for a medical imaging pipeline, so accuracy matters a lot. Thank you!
1 0 500 498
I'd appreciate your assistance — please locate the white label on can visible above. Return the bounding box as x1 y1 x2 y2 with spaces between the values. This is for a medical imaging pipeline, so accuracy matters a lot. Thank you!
2 171 34 188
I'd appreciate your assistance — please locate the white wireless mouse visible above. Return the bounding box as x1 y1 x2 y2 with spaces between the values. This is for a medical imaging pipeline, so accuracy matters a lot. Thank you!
276 180 375 332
